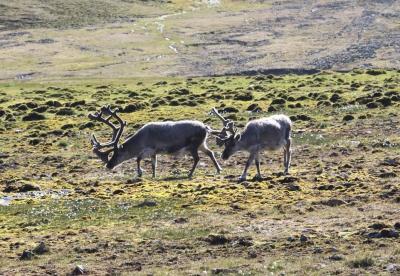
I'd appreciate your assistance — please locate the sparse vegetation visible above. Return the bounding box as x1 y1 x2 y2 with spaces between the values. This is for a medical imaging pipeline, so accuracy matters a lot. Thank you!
348 255 375 269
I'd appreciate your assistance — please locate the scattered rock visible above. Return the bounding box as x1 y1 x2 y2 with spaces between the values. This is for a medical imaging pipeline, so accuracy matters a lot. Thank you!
232 236 253 247
113 189 125 195
377 97 392 107
16 104 28 111
70 100 86 107
286 184 301 191
33 242 49 255
173 217 188 224
26 102 38 108
211 268 238 275
0 152 10 159
96 85 109 89
330 93 341 102
74 246 99 254
296 114 312 121
343 114 354 121
123 261 142 271
394 222 400 229
168 87 189 95
136 200 157 208
369 223 390 230
271 98 286 105
329 254 343 261
366 102 379 109
18 183 41 192
320 198 347 207
46 100 62 107
29 138 41 146
56 108 74 116
366 69 385 76
20 250 34 260
381 158 400 167
61 123 75 130
317 184 335 191
121 102 147 113
378 172 397 178
5 114 15 121
367 229 399 239
300 234 308 242
230 203 243 210
33 106 48 113
22 112 46 121
247 251 258 259
204 234 230 245
313 247 323 254
279 176 299 184
79 122 95 130
222 107 239 113
233 91 253 101
246 103 261 112
287 236 296 242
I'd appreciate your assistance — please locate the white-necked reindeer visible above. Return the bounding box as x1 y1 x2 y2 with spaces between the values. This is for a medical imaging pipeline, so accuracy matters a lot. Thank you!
211 108 292 181
89 106 222 178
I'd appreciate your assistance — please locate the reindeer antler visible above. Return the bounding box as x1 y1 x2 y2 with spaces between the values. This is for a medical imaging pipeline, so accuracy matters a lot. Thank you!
210 107 238 146
225 121 236 135
211 107 238 133
211 107 230 127
88 105 127 150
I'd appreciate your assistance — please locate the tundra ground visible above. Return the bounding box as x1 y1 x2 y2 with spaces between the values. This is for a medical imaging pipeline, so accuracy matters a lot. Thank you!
0 70 399 275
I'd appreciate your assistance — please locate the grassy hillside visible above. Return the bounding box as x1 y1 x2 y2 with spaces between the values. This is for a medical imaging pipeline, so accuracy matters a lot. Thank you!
1 69 399 274
0 0 399 80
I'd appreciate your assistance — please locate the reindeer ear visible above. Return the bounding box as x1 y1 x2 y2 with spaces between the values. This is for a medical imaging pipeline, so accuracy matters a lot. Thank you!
234 134 241 141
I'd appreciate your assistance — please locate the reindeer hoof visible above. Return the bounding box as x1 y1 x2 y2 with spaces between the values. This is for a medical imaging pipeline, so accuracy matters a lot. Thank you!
238 177 246 183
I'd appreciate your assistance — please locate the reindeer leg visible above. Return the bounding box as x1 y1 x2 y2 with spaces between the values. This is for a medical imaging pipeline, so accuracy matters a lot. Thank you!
239 152 256 182
284 138 292 175
255 152 261 179
151 154 157 178
137 156 143 177
188 149 200 178
200 144 222 174
283 148 287 171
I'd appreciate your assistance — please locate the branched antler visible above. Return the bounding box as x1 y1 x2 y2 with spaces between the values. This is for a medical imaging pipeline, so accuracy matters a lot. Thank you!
211 107 237 133
88 105 127 150
210 107 238 146
211 107 230 127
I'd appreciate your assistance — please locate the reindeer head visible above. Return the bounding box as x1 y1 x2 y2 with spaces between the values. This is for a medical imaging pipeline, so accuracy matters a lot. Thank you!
210 107 240 159
88 105 127 169
218 124 241 160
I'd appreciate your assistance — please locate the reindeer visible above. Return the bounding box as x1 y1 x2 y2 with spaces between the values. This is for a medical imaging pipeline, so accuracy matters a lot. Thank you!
89 106 222 178
211 108 292 181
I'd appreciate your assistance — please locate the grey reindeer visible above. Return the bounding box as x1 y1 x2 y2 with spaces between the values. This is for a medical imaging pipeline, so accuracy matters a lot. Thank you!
89 106 222 178
211 108 292 181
